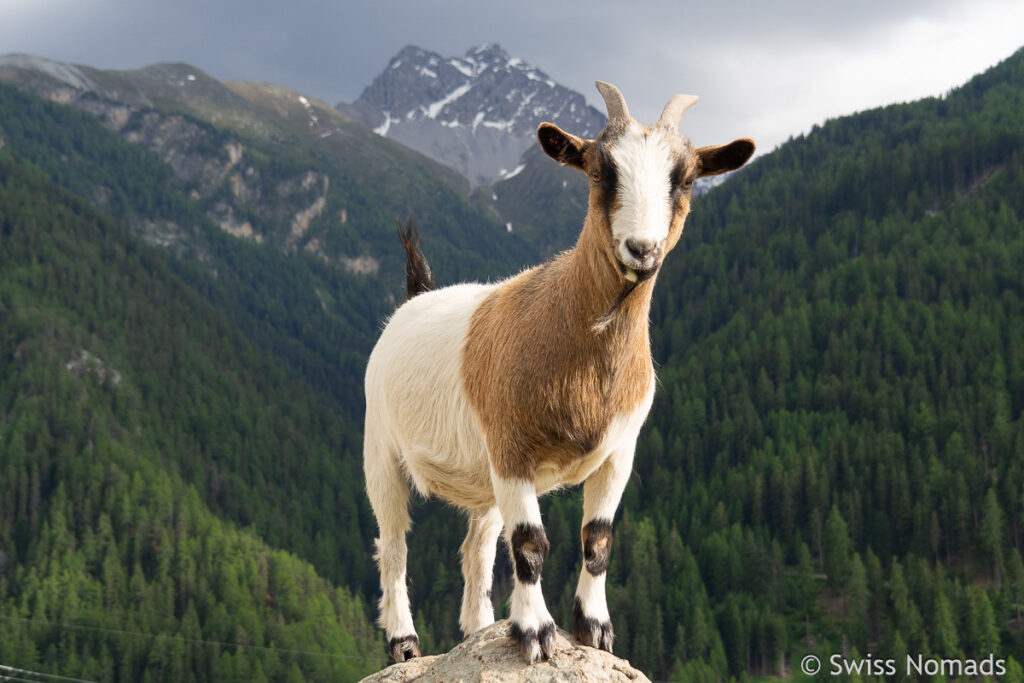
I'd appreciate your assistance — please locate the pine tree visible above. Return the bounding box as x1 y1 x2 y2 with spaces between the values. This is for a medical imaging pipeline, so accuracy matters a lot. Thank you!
890 630 910 683
930 592 960 657
1008 548 1024 626
981 488 1005 587
846 552 869 648
823 505 852 590
965 588 1000 657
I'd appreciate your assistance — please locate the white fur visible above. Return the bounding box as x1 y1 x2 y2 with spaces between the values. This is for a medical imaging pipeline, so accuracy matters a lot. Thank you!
575 570 609 622
365 283 496 646
491 475 557 654
610 124 675 270
373 536 416 637
365 283 497 510
491 475 543 529
510 581 553 661
510 581 553 630
459 506 503 634
582 379 654 523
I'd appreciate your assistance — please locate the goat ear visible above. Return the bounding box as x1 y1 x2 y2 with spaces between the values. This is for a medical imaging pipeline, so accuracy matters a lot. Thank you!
537 122 587 170
697 138 755 177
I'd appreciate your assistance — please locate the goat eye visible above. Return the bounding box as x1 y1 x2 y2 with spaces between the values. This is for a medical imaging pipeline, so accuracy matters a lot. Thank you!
682 178 694 189
590 170 601 183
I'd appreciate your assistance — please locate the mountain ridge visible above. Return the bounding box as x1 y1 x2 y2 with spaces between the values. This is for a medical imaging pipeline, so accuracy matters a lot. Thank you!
0 51 538 282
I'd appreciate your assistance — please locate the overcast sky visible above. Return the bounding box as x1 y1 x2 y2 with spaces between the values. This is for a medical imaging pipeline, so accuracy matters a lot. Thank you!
2 0 1023 153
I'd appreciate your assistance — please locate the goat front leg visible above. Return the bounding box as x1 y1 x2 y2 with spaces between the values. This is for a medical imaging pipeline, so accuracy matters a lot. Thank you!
575 448 633 652
492 473 556 663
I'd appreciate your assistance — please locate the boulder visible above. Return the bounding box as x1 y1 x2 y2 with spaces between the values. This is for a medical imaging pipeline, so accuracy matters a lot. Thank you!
360 620 650 683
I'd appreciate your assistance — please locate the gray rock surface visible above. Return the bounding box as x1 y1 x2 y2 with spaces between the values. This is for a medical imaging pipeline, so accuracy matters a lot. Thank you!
359 620 651 683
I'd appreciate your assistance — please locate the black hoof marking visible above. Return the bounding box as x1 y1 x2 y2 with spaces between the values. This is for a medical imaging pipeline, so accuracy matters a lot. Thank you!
538 621 556 658
388 634 421 662
574 598 614 652
510 620 557 663
582 519 613 576
511 523 550 584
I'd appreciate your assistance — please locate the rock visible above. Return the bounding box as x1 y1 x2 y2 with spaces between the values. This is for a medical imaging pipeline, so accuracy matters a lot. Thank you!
359 620 650 683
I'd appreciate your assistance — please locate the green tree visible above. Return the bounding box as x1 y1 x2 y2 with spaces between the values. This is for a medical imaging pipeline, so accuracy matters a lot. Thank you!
930 592 960 657
965 588 1000 657
846 552 869 648
981 488 1005 586
823 505 852 590
1007 547 1024 626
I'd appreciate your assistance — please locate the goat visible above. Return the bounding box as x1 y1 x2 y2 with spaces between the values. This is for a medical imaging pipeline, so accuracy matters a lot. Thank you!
364 81 754 664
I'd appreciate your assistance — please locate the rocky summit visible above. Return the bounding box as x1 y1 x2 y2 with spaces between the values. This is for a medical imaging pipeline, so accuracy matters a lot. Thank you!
339 44 605 187
359 620 651 683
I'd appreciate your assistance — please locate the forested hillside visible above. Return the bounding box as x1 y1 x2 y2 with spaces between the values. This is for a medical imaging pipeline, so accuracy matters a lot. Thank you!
0 156 384 680
0 80 396 595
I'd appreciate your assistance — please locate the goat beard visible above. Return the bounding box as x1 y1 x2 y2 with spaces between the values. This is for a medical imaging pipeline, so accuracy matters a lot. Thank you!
591 267 656 333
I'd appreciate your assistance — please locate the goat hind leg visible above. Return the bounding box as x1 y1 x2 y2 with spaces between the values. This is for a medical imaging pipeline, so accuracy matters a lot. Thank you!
365 442 420 661
459 506 503 637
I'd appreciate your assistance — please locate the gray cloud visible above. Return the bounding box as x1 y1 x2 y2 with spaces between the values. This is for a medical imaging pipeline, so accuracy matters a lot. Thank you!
2 0 1021 153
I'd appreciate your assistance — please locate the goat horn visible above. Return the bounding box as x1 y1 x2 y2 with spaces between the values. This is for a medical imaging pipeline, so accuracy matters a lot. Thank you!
658 94 699 129
595 81 630 121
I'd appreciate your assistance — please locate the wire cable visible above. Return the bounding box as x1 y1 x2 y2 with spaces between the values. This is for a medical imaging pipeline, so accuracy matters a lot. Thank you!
0 664 98 683
0 616 384 663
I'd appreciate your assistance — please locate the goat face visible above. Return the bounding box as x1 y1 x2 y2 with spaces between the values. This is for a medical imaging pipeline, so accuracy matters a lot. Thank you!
538 82 755 283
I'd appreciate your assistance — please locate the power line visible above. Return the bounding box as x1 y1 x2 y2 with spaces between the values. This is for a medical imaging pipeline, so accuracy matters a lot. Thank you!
0 664 97 683
0 616 385 664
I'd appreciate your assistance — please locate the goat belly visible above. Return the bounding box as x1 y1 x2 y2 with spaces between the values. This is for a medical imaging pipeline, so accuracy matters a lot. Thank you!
364 283 498 508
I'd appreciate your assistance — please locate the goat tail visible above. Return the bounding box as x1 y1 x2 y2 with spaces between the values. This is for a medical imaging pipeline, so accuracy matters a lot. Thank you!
397 217 435 301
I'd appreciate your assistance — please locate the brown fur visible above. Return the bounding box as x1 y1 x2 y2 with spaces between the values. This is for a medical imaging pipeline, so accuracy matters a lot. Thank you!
463 116 752 482
462 189 680 481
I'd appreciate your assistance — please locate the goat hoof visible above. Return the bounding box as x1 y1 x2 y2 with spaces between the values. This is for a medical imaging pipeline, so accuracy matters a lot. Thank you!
574 610 615 653
510 621 556 663
388 634 421 662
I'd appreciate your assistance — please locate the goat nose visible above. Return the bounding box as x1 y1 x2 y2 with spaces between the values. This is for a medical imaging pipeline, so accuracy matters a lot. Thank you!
625 237 656 262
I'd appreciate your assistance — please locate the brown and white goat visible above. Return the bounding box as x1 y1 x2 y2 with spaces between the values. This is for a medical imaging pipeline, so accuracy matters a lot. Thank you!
364 82 754 663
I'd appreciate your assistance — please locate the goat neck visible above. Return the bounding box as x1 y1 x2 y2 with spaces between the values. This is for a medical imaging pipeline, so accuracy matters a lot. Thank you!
567 213 656 341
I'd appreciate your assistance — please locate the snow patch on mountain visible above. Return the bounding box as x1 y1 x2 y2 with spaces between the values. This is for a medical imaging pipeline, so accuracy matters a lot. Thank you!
426 82 472 118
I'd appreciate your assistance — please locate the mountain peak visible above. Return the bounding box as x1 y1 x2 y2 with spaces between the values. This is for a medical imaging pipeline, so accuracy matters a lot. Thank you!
339 44 604 186
465 43 510 63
